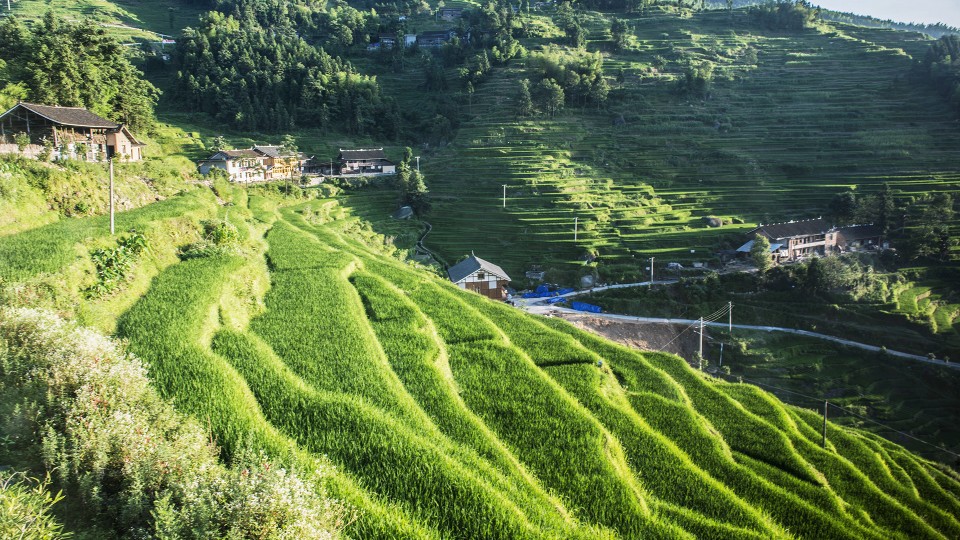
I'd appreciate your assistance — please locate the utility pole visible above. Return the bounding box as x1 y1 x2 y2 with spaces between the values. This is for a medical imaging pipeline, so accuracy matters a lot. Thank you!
109 158 115 235
698 316 704 369
415 155 420 172
649 256 654 284
822 401 829 448
502 184 507 208
718 342 724 367
728 301 733 332
574 217 578 242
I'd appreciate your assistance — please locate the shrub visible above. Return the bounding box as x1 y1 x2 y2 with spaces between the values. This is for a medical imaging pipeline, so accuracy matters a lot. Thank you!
0 471 68 540
14 132 30 153
0 307 347 539
179 219 241 259
84 230 149 297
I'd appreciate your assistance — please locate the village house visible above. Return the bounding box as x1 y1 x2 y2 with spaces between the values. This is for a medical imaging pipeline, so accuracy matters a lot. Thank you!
438 7 463 21
448 253 512 300
198 149 266 183
198 145 308 183
251 145 309 180
337 148 396 175
369 33 416 50
417 30 456 48
0 102 144 161
737 218 884 263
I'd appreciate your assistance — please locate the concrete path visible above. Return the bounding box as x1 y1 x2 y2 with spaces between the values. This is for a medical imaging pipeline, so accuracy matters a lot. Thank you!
526 305 958 371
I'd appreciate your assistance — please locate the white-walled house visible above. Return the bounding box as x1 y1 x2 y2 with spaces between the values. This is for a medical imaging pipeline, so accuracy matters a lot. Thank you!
447 253 512 300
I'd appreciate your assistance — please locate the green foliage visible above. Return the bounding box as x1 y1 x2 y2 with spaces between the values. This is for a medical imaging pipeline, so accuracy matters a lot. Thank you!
174 10 394 135
13 132 29 152
516 79 534 117
611 18 630 51
527 48 609 111
0 307 347 539
676 60 714 98
0 472 68 540
180 218 242 259
749 1 819 31
749 233 772 273
0 14 157 131
84 230 148 298
922 35 960 117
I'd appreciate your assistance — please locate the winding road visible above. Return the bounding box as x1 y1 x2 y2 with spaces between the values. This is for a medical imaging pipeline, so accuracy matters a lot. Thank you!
521 284 958 371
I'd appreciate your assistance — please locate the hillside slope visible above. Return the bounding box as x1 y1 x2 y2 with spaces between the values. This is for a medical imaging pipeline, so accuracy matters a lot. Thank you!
358 9 960 277
29 190 946 539
1 181 959 536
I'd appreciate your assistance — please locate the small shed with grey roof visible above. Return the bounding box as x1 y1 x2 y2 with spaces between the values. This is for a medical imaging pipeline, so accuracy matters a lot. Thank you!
448 253 512 300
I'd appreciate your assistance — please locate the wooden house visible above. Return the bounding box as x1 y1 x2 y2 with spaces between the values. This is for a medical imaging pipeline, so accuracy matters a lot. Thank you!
370 34 415 50
438 7 463 21
737 218 885 263
417 30 456 48
0 102 144 161
251 145 308 180
448 253 512 300
835 224 884 252
337 148 396 175
742 218 834 262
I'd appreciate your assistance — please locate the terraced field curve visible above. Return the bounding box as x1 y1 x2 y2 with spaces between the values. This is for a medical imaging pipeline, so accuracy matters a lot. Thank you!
115 197 960 539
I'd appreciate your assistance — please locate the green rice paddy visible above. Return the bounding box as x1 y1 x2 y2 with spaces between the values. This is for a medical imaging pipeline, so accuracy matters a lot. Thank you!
99 195 960 539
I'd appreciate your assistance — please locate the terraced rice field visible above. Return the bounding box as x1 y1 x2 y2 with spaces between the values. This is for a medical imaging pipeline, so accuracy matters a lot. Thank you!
82 194 959 539
354 9 960 277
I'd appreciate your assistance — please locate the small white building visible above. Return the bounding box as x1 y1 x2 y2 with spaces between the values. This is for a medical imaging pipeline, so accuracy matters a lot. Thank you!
448 253 512 300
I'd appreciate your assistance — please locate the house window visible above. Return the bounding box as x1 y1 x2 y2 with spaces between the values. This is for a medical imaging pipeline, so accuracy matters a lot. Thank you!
476 272 485 280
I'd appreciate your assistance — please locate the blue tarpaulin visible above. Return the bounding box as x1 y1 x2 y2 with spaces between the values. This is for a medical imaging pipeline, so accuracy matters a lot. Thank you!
571 302 602 313
522 286 578 299
545 297 565 304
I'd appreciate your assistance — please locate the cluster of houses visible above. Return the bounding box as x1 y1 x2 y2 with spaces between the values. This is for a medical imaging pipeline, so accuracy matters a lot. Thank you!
0 101 145 162
198 146 310 183
368 29 457 51
738 218 885 263
196 147 396 183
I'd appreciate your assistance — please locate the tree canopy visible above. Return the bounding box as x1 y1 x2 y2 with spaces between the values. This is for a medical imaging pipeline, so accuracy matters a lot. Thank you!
174 10 396 135
0 14 158 131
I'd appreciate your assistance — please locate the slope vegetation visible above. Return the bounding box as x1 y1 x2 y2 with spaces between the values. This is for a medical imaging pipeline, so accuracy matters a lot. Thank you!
87 193 959 539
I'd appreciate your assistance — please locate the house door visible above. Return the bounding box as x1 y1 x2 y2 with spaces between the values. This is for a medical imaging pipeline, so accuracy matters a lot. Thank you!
106 145 115 159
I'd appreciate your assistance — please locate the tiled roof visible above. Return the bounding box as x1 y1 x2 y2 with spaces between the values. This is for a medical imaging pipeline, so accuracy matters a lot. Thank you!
339 148 388 161
748 218 831 240
10 102 119 129
837 224 882 242
222 149 262 158
448 254 511 283
253 145 282 158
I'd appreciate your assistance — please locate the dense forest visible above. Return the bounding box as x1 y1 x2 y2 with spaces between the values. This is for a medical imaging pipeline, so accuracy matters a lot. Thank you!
0 14 158 131
922 35 960 117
